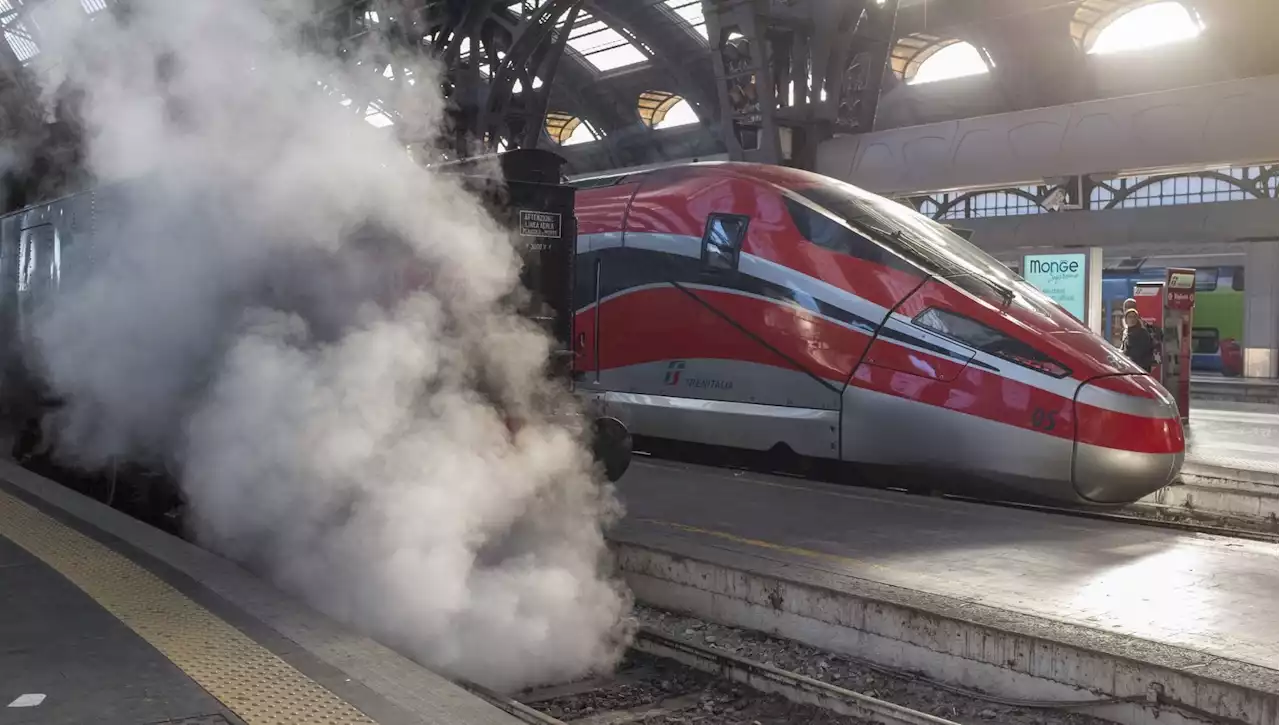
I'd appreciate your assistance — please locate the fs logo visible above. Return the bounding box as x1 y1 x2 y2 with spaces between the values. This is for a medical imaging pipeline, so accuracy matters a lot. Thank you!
664 360 686 386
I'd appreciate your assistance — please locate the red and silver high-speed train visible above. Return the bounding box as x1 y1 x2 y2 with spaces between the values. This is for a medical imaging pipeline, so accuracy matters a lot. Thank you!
569 162 1184 505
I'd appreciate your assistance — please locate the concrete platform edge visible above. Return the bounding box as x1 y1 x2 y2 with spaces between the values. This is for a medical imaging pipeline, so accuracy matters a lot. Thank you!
1179 462 1279 488
609 526 1278 725
1145 468 1279 526
0 460 523 725
1190 378 1279 406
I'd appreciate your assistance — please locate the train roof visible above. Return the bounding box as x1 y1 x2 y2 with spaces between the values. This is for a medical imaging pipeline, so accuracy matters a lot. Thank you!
568 160 846 193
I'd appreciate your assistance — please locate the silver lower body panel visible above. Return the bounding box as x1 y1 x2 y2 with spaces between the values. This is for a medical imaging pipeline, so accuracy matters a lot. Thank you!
589 391 840 460
1073 442 1183 504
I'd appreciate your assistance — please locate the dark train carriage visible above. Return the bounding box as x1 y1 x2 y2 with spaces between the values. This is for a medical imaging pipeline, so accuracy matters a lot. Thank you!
0 186 96 426
0 149 630 522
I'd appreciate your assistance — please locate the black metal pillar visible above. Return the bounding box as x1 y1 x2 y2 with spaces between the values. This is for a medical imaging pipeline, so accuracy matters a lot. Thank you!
702 0 898 169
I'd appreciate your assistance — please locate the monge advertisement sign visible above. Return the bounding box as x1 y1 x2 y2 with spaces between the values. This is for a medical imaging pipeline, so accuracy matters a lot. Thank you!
1022 253 1087 321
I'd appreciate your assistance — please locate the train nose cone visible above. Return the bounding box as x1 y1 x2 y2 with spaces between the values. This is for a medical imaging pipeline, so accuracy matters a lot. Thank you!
1072 375 1185 504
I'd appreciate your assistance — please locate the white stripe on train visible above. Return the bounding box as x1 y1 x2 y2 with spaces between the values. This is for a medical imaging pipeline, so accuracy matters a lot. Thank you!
574 232 1171 419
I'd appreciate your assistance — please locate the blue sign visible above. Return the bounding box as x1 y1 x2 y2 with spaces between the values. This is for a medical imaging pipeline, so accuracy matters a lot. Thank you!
1022 253 1087 321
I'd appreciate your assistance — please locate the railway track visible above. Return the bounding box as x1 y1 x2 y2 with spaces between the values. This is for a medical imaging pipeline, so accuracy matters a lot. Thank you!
944 493 1278 543
466 627 962 725
465 605 1123 725
631 441 1278 543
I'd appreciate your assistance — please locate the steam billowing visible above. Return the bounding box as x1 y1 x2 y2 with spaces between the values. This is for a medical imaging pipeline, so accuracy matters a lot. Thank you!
18 0 631 690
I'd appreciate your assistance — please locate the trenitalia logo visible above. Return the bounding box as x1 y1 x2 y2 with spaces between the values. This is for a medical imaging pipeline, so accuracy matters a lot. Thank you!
664 360 685 385
663 360 735 390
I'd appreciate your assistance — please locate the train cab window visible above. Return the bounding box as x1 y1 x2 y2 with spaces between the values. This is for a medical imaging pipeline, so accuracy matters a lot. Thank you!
702 214 747 271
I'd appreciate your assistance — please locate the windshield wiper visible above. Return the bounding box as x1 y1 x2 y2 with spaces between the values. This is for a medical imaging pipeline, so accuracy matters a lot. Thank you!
973 274 1014 307
840 217 1014 307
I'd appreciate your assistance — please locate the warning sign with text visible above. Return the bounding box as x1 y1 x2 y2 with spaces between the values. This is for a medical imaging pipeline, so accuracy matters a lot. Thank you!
518 210 562 239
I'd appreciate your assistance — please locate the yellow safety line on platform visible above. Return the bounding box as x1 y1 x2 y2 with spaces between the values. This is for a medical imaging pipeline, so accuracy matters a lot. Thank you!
0 489 376 725
638 518 889 573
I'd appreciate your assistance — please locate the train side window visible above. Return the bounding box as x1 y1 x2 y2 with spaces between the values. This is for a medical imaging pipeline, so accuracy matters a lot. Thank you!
17 225 56 295
1192 328 1219 354
913 306 1072 378
701 214 747 272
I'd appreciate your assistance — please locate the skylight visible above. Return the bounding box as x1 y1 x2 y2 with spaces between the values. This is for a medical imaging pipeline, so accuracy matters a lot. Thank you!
365 112 394 128
1088 1 1203 54
3 24 38 63
664 0 708 40
567 14 647 72
909 41 989 85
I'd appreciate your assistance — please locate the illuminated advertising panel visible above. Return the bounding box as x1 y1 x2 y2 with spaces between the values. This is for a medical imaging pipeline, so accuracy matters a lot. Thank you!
1022 253 1088 321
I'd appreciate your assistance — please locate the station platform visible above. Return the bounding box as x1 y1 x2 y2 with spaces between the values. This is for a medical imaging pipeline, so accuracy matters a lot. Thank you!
0 460 523 725
610 458 1279 725
1145 398 1280 526
1184 399 1278 479
1192 375 1278 405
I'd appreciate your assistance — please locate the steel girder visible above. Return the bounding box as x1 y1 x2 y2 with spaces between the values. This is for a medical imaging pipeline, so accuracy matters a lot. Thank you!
703 0 898 168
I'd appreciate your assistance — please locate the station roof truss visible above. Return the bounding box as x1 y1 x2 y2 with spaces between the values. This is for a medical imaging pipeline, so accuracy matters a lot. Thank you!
0 0 1272 178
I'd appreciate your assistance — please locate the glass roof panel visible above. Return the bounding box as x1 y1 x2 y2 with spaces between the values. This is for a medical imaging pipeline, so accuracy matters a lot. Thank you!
664 0 707 39
567 14 648 71
3 25 38 62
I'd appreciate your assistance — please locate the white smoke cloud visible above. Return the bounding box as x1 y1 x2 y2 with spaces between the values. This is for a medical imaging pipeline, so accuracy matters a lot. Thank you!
21 0 632 690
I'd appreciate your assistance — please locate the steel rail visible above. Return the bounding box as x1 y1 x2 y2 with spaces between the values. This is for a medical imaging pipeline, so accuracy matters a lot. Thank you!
633 626 962 725
635 445 1277 542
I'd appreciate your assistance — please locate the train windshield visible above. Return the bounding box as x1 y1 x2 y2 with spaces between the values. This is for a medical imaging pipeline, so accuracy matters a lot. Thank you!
794 182 1016 286
793 179 1072 318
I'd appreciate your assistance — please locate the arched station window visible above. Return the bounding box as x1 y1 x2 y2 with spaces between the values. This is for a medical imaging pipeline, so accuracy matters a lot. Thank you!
545 112 599 146
1074 0 1204 54
891 33 993 85
638 91 698 129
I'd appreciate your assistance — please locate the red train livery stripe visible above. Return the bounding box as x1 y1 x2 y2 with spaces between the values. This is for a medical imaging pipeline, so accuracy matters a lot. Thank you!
1076 404 1183 454
585 286 860 383
577 284 1181 455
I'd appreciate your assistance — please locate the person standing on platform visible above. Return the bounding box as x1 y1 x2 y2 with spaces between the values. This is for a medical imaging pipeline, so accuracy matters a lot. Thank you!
1121 308 1157 372
1122 296 1162 345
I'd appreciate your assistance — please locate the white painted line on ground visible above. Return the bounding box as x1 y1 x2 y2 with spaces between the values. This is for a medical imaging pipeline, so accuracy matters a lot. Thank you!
8 694 46 708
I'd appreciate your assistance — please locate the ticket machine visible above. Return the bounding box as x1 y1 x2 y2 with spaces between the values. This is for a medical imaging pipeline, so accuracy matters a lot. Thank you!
1133 267 1196 421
